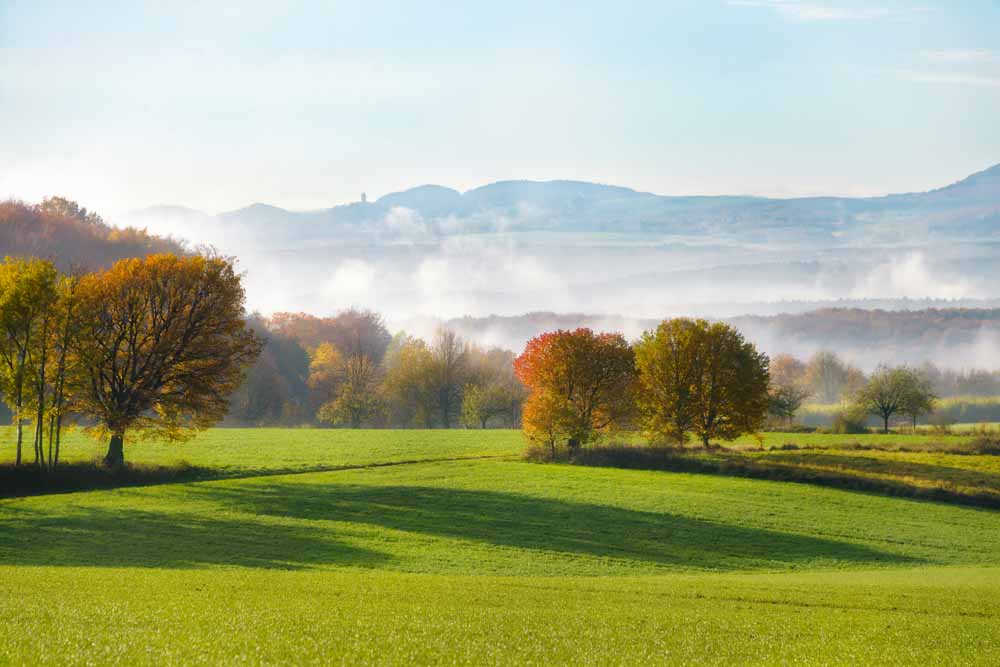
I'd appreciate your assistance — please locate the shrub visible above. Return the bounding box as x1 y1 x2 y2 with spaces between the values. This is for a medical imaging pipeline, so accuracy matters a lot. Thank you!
830 406 870 434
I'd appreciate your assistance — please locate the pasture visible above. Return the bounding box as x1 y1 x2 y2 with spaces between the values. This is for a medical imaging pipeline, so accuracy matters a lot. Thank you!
2 429 999 664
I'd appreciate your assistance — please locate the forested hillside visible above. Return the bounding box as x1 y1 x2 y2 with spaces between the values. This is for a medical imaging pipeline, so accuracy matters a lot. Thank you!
0 198 184 271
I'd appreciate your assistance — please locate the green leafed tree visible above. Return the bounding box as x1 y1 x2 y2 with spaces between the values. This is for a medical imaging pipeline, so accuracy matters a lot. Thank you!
854 365 912 434
634 319 770 446
856 365 937 433
317 354 383 428
0 257 59 466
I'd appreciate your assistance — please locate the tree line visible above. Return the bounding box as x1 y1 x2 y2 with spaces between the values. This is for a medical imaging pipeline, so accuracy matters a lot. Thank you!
229 312 526 430
514 322 942 458
0 254 260 468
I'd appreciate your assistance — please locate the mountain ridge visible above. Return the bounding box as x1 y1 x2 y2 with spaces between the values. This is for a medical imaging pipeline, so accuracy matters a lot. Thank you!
117 163 1000 247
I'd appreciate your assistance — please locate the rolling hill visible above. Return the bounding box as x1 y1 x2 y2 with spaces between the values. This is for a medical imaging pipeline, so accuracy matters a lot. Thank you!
122 163 1000 247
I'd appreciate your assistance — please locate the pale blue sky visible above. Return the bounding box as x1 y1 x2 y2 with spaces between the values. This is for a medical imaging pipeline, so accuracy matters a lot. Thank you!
1 0 998 214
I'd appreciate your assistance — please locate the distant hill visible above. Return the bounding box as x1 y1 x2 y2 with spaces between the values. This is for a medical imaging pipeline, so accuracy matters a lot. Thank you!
120 163 1000 248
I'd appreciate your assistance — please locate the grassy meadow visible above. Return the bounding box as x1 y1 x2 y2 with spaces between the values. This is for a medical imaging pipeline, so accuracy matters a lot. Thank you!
2 428 1000 664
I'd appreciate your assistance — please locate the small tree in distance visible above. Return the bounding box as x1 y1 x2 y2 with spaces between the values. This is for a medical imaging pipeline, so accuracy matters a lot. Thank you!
854 365 930 434
901 369 937 429
768 383 811 426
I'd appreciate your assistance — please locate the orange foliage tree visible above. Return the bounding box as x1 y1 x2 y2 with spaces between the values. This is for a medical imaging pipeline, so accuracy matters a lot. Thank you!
70 254 262 465
514 328 636 458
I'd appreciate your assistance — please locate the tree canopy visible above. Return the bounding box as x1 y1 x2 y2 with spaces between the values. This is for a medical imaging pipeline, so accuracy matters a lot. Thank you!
634 319 770 446
515 328 636 457
70 254 261 465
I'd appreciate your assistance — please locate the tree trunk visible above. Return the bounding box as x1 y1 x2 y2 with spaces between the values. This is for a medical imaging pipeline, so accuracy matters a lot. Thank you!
104 433 125 467
883 416 890 434
53 414 63 467
702 433 710 448
567 437 580 458
14 408 22 467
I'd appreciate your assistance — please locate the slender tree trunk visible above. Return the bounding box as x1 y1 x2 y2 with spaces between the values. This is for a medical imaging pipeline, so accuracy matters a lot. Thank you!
14 402 22 467
104 432 125 467
47 413 55 471
34 418 44 470
567 437 580 458
53 414 63 467
702 433 710 447
883 416 890 434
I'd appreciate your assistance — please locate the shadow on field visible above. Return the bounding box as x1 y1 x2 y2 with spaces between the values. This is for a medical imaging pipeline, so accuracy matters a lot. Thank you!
572 446 1000 509
763 452 1000 489
185 482 917 570
0 504 390 569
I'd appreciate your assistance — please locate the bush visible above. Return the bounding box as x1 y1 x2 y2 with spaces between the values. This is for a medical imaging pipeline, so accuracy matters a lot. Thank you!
830 406 870 434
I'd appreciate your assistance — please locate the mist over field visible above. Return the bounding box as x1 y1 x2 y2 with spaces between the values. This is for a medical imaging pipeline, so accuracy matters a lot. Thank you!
118 165 1000 369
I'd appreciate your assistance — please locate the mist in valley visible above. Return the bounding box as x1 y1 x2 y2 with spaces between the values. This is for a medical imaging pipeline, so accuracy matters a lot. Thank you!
118 170 1000 372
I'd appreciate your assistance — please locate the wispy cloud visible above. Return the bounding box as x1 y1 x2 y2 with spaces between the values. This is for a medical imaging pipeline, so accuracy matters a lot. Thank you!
727 1 924 22
920 49 999 63
902 49 1000 88
904 71 1000 88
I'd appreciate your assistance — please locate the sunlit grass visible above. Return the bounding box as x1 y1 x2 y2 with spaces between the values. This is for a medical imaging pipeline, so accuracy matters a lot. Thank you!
2 428 1000 664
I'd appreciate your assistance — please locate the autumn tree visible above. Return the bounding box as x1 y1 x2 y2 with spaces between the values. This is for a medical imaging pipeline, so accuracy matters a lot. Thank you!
514 328 636 457
307 342 344 413
0 257 59 465
41 275 81 468
770 354 807 389
38 196 104 226
461 345 525 428
69 254 261 465
804 351 864 403
270 309 391 363
634 319 769 446
430 329 468 428
381 335 437 427
317 354 382 428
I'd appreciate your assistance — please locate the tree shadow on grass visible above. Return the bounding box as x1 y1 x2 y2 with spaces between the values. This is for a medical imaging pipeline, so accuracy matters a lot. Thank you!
186 481 919 571
0 504 390 570
574 446 1000 509
761 452 1000 488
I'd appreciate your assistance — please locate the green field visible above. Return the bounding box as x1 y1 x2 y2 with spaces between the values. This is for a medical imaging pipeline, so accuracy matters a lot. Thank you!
2 429 999 664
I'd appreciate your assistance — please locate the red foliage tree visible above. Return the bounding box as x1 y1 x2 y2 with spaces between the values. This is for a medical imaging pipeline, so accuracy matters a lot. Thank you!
514 328 636 458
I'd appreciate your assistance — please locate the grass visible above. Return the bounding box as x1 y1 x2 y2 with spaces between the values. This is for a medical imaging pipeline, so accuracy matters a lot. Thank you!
2 567 998 665
0 427 522 476
2 428 1000 664
574 443 1000 507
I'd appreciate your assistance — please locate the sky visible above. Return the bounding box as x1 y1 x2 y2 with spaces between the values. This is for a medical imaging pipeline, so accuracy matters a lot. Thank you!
1 0 999 216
